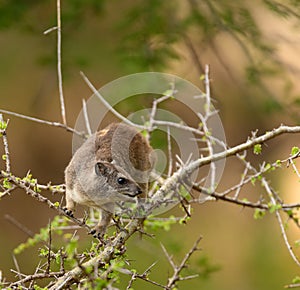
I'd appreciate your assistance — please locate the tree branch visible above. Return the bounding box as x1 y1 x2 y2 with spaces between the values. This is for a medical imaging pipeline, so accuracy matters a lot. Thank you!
50 219 141 289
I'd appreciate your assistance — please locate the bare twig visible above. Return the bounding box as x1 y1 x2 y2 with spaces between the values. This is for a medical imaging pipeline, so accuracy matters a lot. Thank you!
82 99 92 136
261 177 300 267
12 256 24 288
233 159 250 199
43 26 58 35
10 271 65 287
199 64 216 190
162 235 202 289
204 64 211 115
29 261 43 289
4 214 34 237
0 115 10 172
56 0 67 125
46 221 52 274
192 184 267 209
0 109 84 137
147 82 177 133
285 282 300 289
80 72 144 129
167 126 173 177
288 156 300 178
126 262 166 289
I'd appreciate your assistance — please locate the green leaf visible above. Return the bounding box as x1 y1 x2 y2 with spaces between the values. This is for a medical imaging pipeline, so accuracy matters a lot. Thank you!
39 247 49 257
251 177 256 185
291 146 300 156
292 276 300 284
163 89 174 98
33 286 48 290
0 121 7 130
268 203 281 213
254 209 266 219
264 163 271 171
3 178 12 189
179 216 190 225
140 129 149 139
264 163 277 172
65 237 79 256
253 144 262 155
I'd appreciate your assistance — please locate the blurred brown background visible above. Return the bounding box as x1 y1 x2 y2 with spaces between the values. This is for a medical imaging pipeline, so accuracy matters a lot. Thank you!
0 1 300 289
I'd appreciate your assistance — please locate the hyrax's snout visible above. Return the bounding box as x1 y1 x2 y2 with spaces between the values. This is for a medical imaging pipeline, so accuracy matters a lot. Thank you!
95 161 144 197
117 176 143 197
124 186 143 197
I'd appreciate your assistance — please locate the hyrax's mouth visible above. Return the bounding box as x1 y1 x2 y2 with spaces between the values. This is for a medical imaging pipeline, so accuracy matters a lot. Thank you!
124 193 137 197
124 189 143 198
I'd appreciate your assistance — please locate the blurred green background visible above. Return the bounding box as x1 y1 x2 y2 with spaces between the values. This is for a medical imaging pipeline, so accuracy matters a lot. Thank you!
0 0 300 289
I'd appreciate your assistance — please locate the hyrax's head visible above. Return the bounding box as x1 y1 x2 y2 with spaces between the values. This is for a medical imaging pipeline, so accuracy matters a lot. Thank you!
95 161 142 197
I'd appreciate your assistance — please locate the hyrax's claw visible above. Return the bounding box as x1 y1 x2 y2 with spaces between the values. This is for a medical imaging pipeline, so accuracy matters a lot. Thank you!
89 228 100 238
89 228 105 242
89 229 96 236
63 207 74 218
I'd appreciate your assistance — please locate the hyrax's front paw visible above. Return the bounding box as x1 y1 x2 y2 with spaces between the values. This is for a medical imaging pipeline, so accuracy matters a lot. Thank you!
89 227 106 242
63 207 74 218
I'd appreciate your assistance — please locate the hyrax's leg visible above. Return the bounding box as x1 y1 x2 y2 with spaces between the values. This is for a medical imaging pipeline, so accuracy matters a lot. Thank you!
63 188 76 217
98 208 113 233
90 206 113 238
64 164 76 217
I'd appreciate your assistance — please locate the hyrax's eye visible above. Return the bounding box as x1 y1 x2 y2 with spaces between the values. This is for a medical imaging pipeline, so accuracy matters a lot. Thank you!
117 177 127 185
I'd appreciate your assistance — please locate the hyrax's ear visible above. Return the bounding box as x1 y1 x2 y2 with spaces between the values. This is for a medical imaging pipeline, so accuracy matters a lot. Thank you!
95 162 112 176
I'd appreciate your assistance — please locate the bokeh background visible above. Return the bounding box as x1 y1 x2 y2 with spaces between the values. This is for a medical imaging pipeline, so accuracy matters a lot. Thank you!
0 1 300 289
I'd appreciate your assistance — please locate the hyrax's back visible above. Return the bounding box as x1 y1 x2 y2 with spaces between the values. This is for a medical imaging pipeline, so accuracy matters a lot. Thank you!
95 123 153 191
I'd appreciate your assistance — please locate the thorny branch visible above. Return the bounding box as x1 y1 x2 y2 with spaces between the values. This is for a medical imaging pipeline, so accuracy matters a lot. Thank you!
125 262 166 289
0 171 92 234
162 235 202 290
